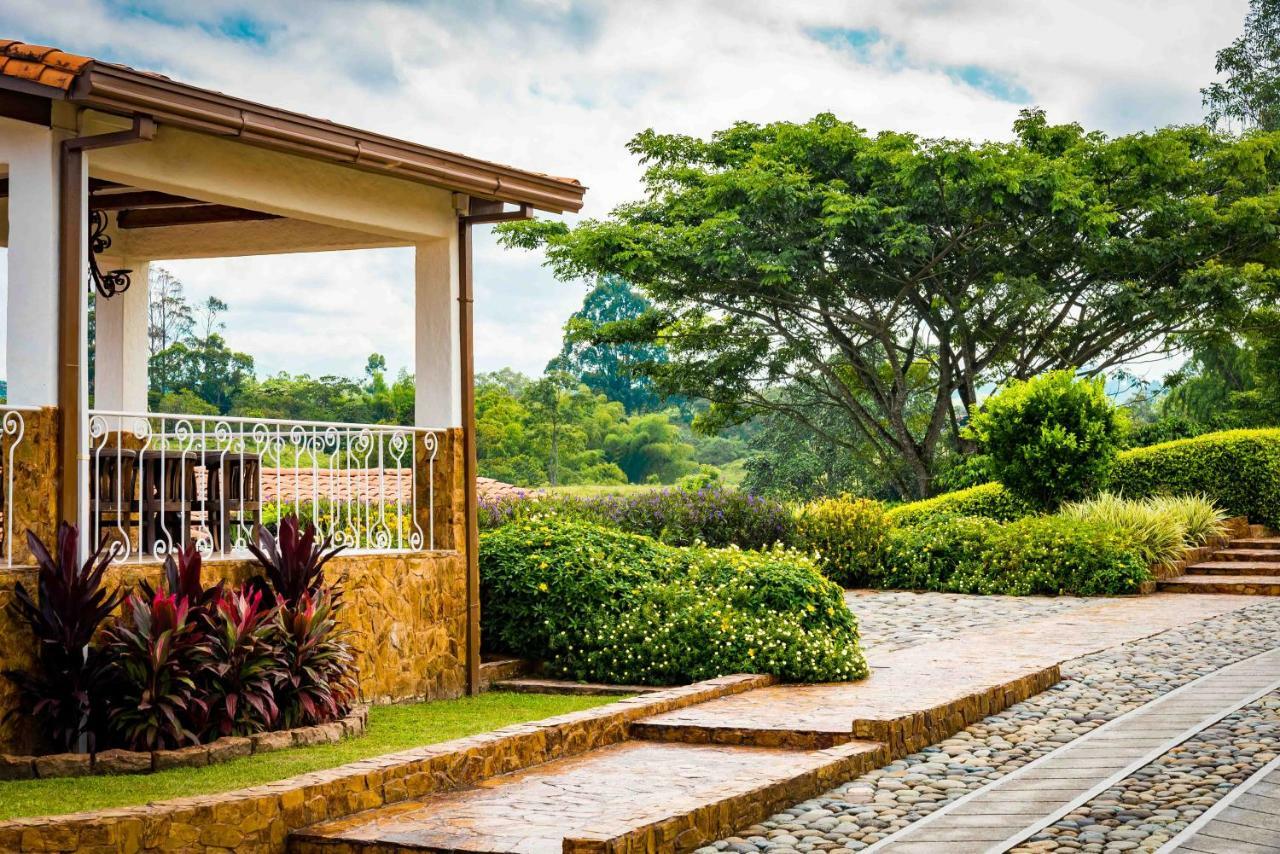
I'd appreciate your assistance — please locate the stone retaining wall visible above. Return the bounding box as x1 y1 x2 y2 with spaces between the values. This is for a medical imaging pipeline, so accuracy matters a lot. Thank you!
0 708 367 781
0 674 771 853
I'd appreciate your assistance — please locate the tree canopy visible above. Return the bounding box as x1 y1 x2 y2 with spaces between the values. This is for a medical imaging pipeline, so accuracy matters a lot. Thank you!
1205 0 1280 131
500 110 1280 497
551 275 666 414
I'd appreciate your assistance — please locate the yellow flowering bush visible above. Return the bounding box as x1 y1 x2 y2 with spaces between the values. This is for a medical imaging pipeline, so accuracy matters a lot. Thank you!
794 496 890 586
552 582 867 685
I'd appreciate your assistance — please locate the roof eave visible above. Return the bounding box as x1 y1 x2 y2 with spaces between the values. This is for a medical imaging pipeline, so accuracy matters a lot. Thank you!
40 62 585 214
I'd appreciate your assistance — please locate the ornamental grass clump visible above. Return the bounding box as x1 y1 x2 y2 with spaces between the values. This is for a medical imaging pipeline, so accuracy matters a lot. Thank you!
1146 494 1230 545
1059 492 1190 567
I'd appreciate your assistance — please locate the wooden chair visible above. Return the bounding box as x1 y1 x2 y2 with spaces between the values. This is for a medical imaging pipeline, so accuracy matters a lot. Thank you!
139 449 198 554
208 452 262 552
89 447 140 553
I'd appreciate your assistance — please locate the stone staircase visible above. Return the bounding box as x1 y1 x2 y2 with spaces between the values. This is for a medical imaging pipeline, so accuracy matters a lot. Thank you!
1158 529 1280 595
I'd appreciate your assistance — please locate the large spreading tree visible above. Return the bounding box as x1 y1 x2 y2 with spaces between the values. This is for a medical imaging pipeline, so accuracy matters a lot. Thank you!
500 110 1280 498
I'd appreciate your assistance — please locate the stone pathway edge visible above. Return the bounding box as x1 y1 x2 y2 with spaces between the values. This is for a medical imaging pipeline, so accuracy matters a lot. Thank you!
862 646 1280 853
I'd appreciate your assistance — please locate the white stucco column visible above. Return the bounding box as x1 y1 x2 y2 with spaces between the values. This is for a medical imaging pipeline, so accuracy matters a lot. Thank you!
414 235 461 427
93 257 150 412
1 117 61 406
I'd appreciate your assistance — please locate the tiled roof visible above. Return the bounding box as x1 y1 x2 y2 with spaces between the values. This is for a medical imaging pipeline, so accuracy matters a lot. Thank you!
477 477 544 501
257 470 541 505
261 469 413 505
0 40 92 90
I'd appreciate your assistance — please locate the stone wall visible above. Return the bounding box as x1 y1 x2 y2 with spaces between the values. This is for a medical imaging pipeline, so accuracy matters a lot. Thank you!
0 425 471 753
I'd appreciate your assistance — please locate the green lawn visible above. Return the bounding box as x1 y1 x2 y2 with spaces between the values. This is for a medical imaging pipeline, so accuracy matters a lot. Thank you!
0 692 621 820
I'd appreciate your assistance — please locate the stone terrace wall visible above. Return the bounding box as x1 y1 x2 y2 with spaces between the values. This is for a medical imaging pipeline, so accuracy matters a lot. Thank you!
0 427 470 753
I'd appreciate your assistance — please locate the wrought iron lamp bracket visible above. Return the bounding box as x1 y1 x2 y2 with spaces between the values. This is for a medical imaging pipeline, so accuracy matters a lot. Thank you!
88 210 131 299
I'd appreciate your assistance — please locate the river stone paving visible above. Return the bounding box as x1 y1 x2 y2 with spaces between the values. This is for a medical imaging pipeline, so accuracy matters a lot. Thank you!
1009 690 1280 853
848 591 1098 653
699 598 1280 854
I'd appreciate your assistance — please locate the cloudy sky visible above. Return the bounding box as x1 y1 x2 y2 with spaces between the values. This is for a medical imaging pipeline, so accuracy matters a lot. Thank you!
0 0 1249 380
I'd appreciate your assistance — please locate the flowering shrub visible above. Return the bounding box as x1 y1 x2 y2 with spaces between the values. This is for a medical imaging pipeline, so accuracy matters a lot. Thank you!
794 497 890 586
480 516 866 685
478 486 794 550
876 515 993 591
552 583 867 685
885 482 1032 526
479 516 682 659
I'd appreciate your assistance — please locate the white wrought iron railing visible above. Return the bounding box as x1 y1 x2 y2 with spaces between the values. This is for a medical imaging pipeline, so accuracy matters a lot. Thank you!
86 410 443 563
0 404 35 566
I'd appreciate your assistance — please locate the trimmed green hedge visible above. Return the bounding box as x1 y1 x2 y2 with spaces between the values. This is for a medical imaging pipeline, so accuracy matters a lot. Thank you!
1107 429 1280 527
884 482 1032 526
886 429 1280 529
875 514 1151 595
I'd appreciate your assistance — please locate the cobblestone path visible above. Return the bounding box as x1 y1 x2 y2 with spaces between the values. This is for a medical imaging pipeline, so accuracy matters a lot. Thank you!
702 599 1280 854
848 591 1098 654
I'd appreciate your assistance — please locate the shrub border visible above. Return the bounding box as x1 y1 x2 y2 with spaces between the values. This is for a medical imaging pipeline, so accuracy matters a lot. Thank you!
0 707 368 781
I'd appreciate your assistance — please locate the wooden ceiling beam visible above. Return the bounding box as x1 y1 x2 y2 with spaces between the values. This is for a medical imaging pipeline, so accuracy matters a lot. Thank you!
117 205 282 229
89 190 204 211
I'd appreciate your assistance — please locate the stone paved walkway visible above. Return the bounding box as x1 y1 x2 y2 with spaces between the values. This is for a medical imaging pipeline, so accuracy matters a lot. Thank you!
294 595 1256 854
848 592 1098 654
870 647 1280 852
706 599 1280 854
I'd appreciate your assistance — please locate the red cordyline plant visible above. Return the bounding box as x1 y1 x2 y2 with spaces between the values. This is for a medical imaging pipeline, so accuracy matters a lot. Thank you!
139 541 224 613
202 587 286 738
249 515 345 608
99 590 210 750
275 588 356 727
2 524 122 752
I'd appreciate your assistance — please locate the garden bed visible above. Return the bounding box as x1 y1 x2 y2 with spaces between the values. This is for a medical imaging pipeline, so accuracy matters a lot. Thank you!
0 706 368 780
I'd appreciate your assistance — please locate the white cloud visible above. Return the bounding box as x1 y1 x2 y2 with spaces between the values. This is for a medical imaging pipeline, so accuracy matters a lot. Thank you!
0 0 1249 378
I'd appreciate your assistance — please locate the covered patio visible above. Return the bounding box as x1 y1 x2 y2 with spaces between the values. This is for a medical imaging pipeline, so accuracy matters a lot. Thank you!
0 38 585 719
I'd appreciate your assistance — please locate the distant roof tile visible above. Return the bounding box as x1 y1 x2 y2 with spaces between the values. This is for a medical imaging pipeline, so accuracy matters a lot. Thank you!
0 41 92 90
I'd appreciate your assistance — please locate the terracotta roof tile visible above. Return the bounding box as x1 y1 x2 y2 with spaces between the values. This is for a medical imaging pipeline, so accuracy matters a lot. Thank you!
0 40 92 91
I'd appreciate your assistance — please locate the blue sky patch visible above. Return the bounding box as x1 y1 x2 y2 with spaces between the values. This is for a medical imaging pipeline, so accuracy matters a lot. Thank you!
808 25 1029 103
945 64 1031 103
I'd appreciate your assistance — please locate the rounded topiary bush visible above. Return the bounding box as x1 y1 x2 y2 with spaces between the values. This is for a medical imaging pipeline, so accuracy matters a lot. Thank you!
794 496 890 586
967 370 1124 510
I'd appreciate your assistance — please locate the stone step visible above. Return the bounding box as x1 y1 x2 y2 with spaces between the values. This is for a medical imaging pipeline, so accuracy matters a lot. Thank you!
496 677 660 696
1158 575 1280 595
1208 548 1280 563
289 739 887 854
1188 561 1280 576
478 657 532 690
1231 537 1280 550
